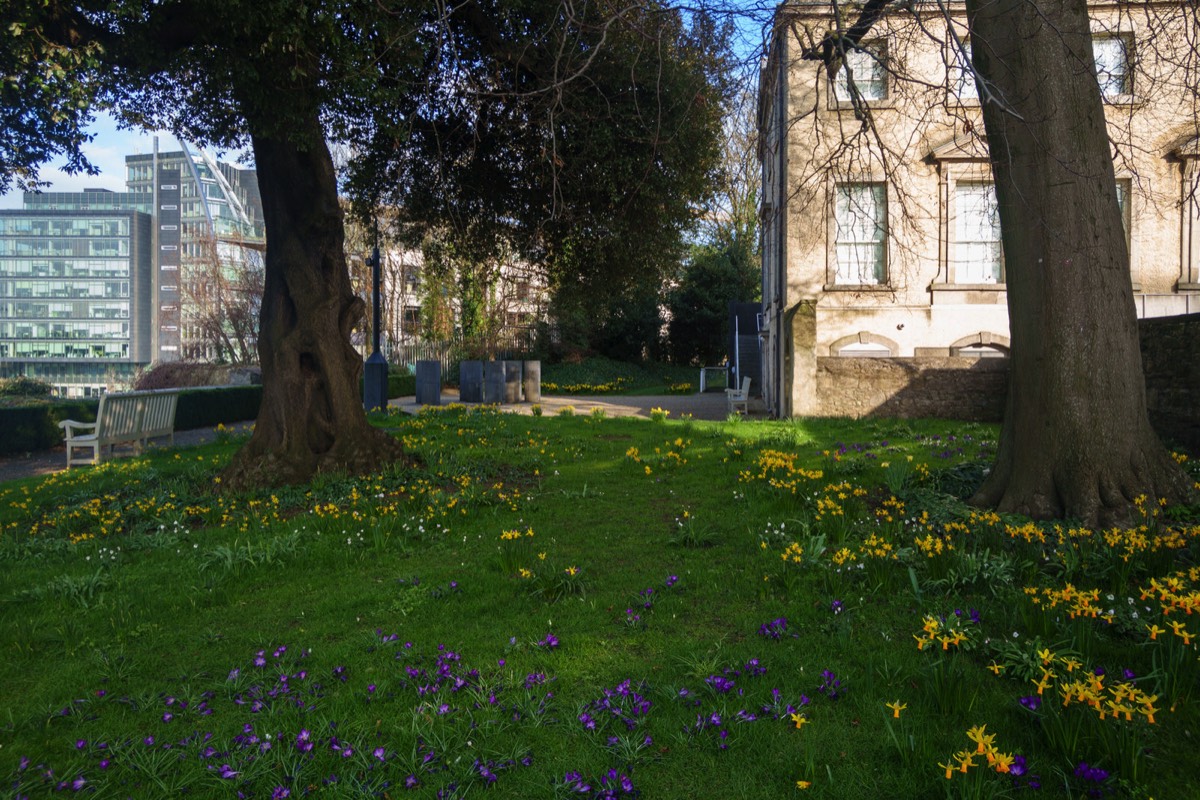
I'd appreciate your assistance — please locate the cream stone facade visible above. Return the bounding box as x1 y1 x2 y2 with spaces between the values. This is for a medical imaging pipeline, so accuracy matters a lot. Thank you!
759 1 1200 417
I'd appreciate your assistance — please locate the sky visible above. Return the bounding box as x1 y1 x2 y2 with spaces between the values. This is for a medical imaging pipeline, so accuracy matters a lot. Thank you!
0 112 207 210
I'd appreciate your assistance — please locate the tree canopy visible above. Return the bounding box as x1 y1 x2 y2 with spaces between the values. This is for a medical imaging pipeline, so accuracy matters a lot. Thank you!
1 0 734 485
350 3 732 339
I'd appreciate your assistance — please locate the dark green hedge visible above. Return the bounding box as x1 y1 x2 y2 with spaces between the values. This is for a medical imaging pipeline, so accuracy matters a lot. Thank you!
388 373 416 398
0 401 98 455
0 386 264 455
175 386 263 430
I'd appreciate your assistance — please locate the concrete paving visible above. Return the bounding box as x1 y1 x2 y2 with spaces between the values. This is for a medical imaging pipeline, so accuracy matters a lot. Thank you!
0 392 764 485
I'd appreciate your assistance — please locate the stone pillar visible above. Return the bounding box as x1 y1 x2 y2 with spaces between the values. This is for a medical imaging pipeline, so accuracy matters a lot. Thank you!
459 360 483 403
503 360 522 403
483 361 505 404
522 360 541 403
415 360 441 406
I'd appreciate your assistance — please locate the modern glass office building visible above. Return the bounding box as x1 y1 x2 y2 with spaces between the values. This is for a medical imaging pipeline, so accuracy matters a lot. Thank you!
1 140 265 395
0 202 153 396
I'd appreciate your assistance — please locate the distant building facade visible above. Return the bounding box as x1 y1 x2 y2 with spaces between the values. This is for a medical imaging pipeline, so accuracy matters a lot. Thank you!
0 203 153 395
758 1 1200 418
1 141 265 395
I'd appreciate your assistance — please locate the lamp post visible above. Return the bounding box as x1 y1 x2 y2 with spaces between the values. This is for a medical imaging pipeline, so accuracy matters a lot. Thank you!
362 216 388 411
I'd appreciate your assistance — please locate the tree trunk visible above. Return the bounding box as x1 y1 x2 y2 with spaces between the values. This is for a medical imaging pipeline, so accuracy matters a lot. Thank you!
222 113 406 489
965 0 1193 525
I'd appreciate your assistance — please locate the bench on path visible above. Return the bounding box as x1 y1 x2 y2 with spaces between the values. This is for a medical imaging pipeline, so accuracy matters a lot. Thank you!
726 376 751 415
59 389 180 467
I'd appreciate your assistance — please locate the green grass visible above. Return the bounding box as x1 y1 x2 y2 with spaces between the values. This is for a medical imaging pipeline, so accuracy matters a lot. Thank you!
1 408 1198 798
542 357 705 395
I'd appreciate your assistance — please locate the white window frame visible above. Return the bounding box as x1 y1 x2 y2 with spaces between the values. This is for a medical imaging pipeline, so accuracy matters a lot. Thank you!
1093 35 1133 100
832 182 888 286
949 39 978 103
954 182 1003 284
833 43 888 104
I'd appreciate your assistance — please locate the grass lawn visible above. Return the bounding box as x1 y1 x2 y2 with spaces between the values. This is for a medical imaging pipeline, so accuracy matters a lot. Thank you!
541 357 707 396
1 407 1198 798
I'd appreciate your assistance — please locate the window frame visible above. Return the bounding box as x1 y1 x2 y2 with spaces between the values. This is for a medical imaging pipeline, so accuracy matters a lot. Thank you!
829 181 889 288
1092 33 1134 102
953 182 1003 285
831 41 889 107
947 37 979 105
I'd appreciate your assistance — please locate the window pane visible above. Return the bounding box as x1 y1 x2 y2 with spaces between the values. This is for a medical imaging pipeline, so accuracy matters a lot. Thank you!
835 184 887 284
955 183 1003 283
1115 178 1131 252
834 47 886 102
1093 37 1130 97
951 41 977 101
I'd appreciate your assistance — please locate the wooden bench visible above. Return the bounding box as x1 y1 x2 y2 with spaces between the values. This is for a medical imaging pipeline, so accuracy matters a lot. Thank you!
59 389 180 467
726 376 751 415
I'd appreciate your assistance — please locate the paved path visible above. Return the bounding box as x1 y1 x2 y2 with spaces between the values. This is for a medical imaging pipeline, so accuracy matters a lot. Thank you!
390 389 760 422
0 392 763 484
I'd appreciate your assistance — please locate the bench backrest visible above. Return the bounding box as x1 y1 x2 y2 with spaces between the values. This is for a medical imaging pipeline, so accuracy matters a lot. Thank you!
95 390 180 445
732 377 750 397
140 391 179 438
95 393 148 444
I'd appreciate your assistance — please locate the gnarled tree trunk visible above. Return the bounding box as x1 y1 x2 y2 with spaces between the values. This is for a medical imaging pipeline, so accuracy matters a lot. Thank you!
223 113 406 489
966 0 1193 525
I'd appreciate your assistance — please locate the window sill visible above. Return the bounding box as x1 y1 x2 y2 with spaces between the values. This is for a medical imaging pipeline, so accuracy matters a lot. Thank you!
823 283 893 292
829 98 896 112
929 284 1007 306
930 283 1005 291
1101 94 1140 108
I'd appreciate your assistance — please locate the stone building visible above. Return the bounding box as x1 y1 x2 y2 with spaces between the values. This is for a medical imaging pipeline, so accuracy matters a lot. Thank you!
759 1 1200 418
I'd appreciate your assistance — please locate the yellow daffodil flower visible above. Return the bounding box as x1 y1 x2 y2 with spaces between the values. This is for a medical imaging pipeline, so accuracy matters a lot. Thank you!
965 725 991 754
790 713 809 730
886 700 907 718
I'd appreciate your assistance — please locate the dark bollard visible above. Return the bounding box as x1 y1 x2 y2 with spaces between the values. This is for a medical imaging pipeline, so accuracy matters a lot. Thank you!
415 360 441 406
503 360 522 404
483 361 505 404
459 360 483 403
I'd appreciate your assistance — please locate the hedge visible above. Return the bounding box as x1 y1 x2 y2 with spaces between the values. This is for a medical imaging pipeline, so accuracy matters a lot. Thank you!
388 373 416 399
0 386 263 456
175 386 263 431
0 376 425 456
0 401 99 456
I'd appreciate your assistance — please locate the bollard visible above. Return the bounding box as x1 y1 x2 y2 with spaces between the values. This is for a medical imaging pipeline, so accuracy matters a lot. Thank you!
503 360 522 404
459 360 483 403
483 361 505 404
415 360 441 406
522 360 541 403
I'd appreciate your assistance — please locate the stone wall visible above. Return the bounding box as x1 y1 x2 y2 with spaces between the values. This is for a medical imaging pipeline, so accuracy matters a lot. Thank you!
815 357 1008 420
811 314 1200 452
1139 314 1200 453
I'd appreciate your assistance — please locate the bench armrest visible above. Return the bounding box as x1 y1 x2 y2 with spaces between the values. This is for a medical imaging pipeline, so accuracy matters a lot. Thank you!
59 419 98 434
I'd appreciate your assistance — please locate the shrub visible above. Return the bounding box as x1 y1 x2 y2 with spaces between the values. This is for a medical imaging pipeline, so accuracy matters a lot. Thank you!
388 373 416 398
175 386 263 430
0 376 54 398
0 401 98 455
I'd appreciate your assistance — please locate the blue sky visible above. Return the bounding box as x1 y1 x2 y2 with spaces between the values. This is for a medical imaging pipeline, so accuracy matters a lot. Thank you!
0 113 186 209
